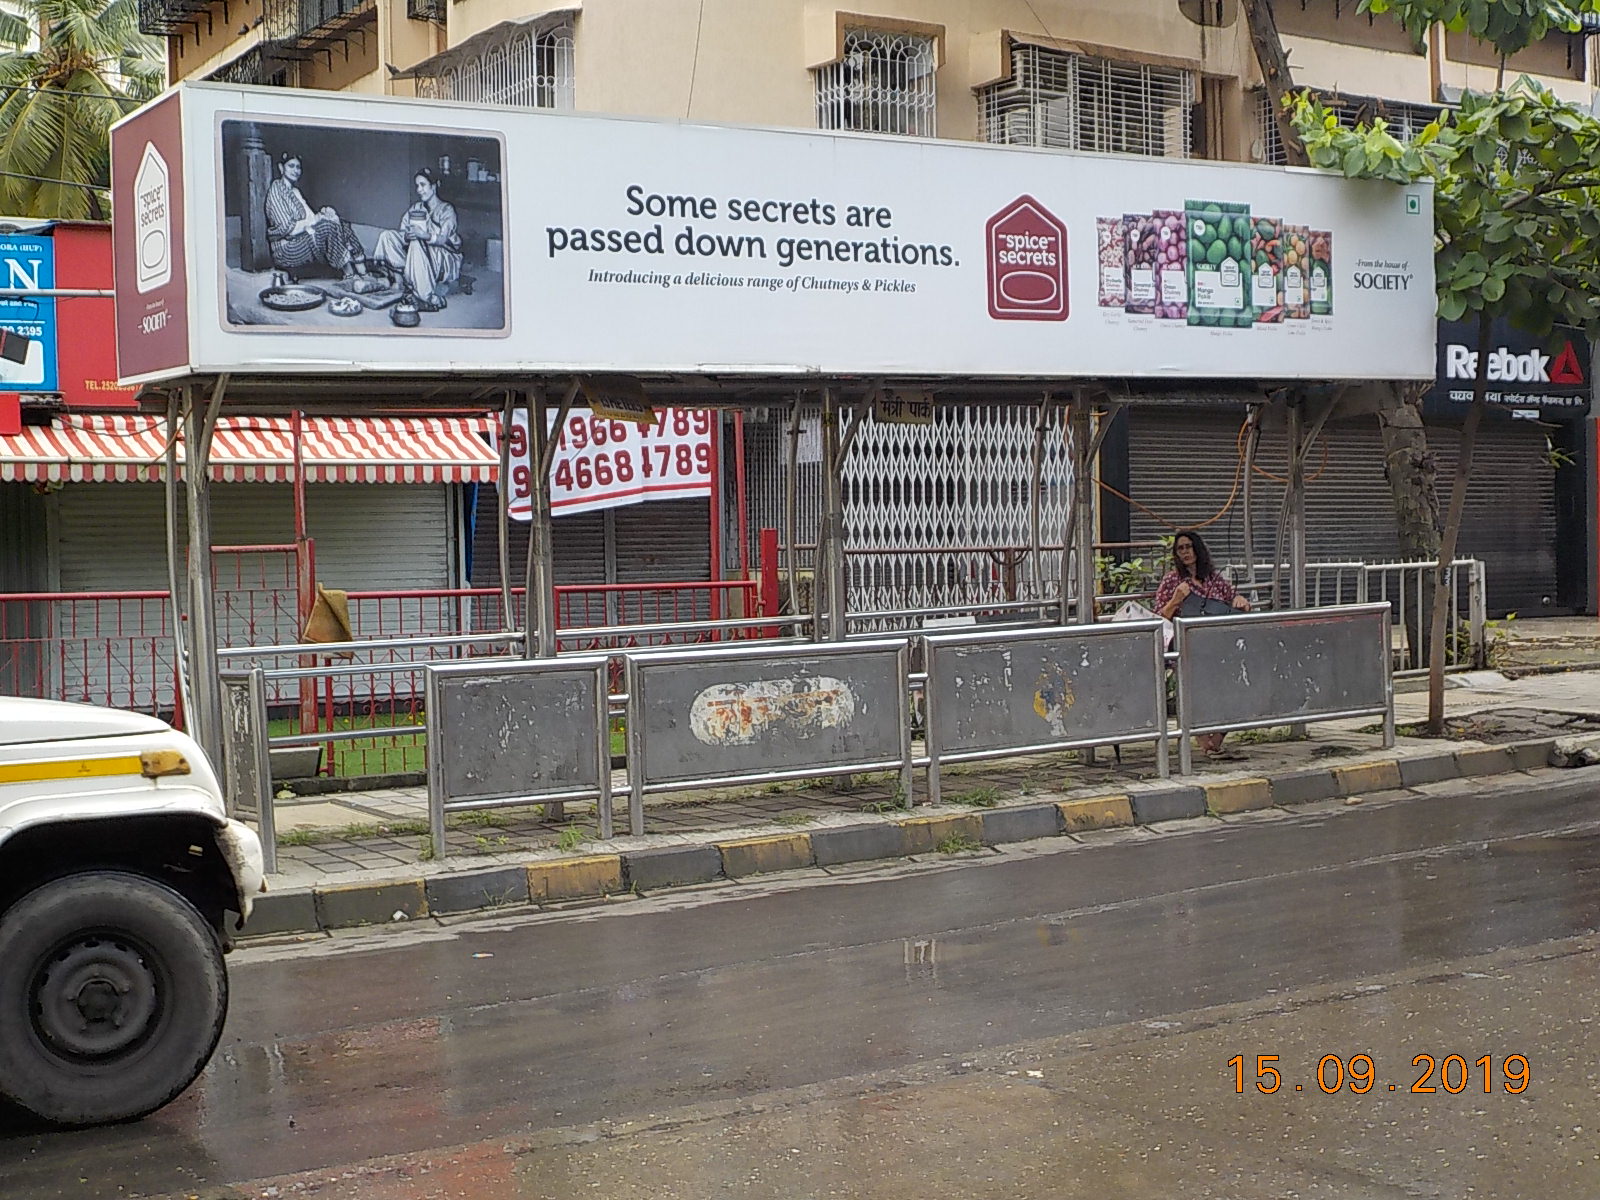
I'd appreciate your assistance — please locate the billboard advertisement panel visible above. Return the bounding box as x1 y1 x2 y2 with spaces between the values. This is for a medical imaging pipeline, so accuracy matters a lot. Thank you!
111 92 189 383
112 83 1437 386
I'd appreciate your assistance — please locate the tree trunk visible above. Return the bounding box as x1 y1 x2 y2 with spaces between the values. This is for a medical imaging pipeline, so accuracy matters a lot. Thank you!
1426 310 1492 732
1241 0 1308 166
1241 0 1446 685
1375 382 1441 668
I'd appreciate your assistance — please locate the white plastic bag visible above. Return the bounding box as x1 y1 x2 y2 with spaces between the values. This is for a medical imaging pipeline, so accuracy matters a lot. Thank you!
1110 597 1173 649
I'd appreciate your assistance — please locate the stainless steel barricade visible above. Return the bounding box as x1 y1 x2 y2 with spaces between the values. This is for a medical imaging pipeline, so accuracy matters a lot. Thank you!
922 621 1170 805
1173 603 1395 775
425 656 613 857
624 639 914 834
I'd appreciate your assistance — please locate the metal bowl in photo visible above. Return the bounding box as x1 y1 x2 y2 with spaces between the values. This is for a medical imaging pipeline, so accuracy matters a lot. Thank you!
258 285 327 312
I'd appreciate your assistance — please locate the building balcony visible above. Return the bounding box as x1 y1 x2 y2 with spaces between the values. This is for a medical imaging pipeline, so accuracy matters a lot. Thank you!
406 0 444 26
138 0 213 37
261 0 376 56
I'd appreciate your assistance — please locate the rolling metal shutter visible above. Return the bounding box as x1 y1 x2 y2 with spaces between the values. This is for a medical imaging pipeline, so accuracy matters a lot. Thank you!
51 483 454 707
55 483 453 594
1126 409 1554 615
1430 421 1558 616
470 490 710 590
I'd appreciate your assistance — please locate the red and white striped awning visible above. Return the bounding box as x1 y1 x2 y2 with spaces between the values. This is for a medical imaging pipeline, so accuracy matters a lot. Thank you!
0 414 500 484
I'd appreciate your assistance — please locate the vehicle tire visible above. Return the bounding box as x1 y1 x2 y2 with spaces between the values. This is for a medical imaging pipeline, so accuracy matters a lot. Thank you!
0 871 228 1127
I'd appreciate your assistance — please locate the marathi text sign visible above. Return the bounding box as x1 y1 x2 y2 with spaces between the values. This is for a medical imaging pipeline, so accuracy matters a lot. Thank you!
506 407 713 519
113 83 1437 385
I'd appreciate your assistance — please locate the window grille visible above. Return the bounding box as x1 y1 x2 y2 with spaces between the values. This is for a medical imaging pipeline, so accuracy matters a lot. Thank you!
1255 90 1447 165
814 29 937 137
407 0 444 24
414 21 574 109
979 45 1194 157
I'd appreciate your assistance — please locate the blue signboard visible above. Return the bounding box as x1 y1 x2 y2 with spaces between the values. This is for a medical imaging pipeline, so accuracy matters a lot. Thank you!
0 234 56 392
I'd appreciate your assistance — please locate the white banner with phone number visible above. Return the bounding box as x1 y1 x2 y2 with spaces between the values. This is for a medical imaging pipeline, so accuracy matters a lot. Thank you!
504 407 713 520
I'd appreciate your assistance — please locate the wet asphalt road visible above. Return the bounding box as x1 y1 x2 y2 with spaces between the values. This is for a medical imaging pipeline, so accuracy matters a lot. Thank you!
4 771 1600 1198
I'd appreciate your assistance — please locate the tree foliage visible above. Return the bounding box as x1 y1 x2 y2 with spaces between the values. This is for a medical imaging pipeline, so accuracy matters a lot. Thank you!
1295 76 1600 341
1361 0 1590 55
1289 0 1600 731
0 0 161 219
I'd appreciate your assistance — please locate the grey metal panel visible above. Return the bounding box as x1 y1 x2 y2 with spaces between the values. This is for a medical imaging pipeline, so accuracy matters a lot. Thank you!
924 622 1167 757
1175 603 1390 732
220 669 275 873
627 639 910 789
426 657 607 806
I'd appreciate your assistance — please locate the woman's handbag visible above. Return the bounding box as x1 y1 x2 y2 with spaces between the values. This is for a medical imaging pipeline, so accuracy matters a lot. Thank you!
1178 592 1235 618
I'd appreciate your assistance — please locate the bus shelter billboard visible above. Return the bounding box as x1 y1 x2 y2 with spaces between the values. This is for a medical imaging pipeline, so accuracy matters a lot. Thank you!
112 83 1437 386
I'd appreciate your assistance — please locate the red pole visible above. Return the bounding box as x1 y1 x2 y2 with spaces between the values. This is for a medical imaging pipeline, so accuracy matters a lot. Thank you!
759 526 780 639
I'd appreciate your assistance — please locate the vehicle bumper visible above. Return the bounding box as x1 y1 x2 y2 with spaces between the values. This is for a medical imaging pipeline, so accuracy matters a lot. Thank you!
216 819 267 924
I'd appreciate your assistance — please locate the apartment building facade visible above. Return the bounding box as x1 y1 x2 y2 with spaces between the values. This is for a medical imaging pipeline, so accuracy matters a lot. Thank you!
145 0 1599 616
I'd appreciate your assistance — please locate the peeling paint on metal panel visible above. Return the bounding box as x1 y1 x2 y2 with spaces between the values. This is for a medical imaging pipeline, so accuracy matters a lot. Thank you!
1031 667 1076 737
689 676 856 746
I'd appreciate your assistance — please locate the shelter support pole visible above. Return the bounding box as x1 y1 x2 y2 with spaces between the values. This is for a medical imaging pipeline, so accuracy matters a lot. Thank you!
817 387 845 642
523 381 577 823
163 392 192 731
183 377 228 769
784 394 803 634
1069 394 1099 764
292 409 317 739
1071 396 1097 626
1242 406 1261 597
496 389 515 633
1029 395 1053 609
708 410 723 631
522 387 555 657
1288 397 1307 611
734 411 749 583
524 382 577 659
1288 395 1311 738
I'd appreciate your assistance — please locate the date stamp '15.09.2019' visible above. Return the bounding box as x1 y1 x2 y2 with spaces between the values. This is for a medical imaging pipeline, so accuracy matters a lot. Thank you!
1229 1053 1529 1095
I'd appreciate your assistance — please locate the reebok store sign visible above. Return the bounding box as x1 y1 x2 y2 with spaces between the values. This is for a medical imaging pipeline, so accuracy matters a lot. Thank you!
1443 343 1585 385
1426 318 1591 419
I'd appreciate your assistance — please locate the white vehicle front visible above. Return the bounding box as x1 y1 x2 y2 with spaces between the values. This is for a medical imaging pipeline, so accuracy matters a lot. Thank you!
0 697 265 1127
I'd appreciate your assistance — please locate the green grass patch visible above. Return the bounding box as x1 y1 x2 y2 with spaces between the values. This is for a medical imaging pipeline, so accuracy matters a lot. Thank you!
268 711 426 777
948 787 1000 808
557 826 591 852
773 812 816 827
936 833 983 855
457 809 512 829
